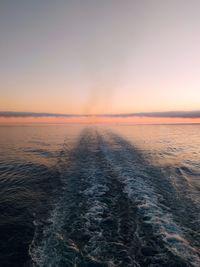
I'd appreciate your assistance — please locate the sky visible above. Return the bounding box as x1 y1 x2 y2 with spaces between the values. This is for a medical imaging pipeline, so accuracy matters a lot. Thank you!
0 0 200 119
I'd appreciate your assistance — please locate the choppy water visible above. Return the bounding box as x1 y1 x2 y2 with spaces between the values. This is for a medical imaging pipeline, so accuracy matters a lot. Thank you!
0 124 200 267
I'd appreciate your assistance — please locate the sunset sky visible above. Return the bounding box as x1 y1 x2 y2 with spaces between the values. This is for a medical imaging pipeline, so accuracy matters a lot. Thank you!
0 0 200 122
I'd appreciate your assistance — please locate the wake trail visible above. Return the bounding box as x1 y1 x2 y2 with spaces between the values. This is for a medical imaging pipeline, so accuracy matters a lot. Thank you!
29 128 200 267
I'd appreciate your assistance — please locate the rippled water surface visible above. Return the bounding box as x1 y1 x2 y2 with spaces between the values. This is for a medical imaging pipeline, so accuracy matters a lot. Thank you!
0 124 200 267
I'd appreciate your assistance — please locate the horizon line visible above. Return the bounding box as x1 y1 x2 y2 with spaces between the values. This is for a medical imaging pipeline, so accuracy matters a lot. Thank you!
0 110 200 119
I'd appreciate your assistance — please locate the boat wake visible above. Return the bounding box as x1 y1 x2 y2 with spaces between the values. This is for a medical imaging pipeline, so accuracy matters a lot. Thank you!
29 128 200 267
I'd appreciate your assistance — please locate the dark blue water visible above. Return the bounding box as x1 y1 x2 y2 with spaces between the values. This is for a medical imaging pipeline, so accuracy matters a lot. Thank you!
0 125 200 267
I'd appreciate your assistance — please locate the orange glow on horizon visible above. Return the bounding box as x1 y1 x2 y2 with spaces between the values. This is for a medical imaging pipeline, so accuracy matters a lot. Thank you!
0 116 200 125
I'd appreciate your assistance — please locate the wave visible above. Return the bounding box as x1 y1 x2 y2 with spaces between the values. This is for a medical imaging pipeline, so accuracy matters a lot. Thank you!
29 128 200 267
101 131 200 266
0 157 63 266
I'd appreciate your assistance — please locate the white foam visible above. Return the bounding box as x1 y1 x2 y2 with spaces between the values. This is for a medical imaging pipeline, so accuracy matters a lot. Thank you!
101 131 200 266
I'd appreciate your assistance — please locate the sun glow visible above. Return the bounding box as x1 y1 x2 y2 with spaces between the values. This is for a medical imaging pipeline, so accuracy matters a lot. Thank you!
0 116 200 125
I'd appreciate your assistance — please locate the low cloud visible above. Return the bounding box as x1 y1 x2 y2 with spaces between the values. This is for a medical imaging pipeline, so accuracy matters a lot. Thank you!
0 111 200 119
100 111 200 118
0 112 84 117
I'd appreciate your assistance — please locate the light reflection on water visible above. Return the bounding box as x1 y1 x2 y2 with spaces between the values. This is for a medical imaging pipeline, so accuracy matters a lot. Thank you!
111 124 200 206
0 124 83 166
111 124 200 167
0 124 199 267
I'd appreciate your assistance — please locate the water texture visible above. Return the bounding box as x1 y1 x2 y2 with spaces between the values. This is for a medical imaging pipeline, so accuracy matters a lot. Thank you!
0 125 199 267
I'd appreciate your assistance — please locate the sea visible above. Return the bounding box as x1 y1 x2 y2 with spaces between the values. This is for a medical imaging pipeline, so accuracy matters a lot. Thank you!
0 124 200 267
